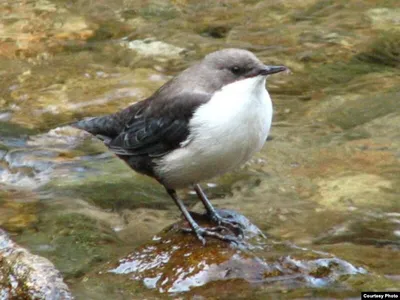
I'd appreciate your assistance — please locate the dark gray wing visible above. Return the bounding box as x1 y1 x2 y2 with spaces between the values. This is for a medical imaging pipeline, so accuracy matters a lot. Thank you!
107 118 188 157
101 92 211 157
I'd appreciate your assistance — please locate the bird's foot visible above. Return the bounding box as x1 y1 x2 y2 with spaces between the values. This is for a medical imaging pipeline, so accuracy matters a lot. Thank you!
182 225 229 233
181 226 240 245
208 213 245 237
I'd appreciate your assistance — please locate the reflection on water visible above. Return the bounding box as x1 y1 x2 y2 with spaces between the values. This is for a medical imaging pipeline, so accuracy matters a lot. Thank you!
1 0 399 298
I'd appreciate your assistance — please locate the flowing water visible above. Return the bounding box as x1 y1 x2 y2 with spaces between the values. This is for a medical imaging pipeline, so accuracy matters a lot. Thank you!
0 0 399 299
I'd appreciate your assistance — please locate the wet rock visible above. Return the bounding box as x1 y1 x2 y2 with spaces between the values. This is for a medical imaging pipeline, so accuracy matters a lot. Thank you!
0 127 111 190
314 212 400 247
107 210 366 296
0 148 59 189
21 212 121 280
314 173 393 209
7 65 166 130
0 228 72 299
0 112 12 122
0 191 38 233
121 38 187 61
0 122 37 138
355 32 400 68
360 113 400 142
0 0 94 59
27 127 90 150
307 92 400 130
366 8 400 30
43 137 171 211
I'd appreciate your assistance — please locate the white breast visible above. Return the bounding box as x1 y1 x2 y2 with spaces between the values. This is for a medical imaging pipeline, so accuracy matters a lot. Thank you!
155 75 273 189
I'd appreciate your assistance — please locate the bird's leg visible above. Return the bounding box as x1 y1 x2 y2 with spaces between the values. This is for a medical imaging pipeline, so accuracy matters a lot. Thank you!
166 188 238 245
193 184 244 236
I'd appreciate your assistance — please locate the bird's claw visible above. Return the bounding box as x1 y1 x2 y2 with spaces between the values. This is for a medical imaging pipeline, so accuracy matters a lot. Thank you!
181 226 240 245
210 215 245 237
181 225 230 234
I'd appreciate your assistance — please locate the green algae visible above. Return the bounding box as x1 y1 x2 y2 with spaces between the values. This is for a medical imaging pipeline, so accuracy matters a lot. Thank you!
70 138 109 156
63 177 169 211
316 31 400 87
138 3 178 21
16 212 121 279
0 122 37 137
325 92 400 130
355 31 400 68
292 0 338 22
0 142 9 151
305 32 400 92
309 62 386 88
43 155 170 211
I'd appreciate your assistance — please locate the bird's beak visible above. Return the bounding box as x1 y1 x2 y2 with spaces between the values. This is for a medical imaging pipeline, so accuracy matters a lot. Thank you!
259 65 287 76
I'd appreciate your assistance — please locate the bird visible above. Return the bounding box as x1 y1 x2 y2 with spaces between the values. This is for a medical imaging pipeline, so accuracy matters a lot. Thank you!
72 48 287 244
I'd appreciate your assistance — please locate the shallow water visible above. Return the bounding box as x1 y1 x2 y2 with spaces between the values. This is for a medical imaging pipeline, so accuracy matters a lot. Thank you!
0 0 399 298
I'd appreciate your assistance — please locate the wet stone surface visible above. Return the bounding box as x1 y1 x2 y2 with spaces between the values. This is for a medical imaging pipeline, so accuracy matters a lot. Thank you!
106 210 366 297
0 229 72 300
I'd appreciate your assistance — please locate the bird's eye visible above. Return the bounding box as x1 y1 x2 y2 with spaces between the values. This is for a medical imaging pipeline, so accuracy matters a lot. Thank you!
231 66 243 75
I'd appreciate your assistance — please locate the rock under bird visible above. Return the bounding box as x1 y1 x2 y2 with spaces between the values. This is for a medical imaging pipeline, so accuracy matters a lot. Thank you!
72 48 287 244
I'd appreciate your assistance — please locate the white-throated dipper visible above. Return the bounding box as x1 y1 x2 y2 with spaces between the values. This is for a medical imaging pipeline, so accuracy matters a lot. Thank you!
72 48 286 244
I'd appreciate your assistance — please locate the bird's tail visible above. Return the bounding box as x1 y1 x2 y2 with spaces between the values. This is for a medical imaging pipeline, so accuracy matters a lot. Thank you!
70 115 121 138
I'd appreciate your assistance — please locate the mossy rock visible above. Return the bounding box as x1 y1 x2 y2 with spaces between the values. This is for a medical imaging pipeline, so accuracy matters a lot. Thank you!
0 121 37 137
97 210 369 298
45 156 169 211
355 31 400 68
325 92 400 129
309 92 400 130
16 212 121 279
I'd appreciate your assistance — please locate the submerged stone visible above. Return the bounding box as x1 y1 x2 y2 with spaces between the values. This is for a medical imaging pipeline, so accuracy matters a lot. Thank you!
0 228 72 299
121 38 187 61
366 8 400 30
107 210 366 296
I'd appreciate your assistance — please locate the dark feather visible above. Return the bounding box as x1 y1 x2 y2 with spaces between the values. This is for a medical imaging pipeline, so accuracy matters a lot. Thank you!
108 92 211 157
72 92 211 177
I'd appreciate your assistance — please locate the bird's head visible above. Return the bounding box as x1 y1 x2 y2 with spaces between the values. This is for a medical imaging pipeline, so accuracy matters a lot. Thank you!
201 48 287 86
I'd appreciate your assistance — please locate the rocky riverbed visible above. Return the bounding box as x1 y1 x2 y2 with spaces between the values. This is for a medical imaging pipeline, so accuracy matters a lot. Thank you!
1 0 399 299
